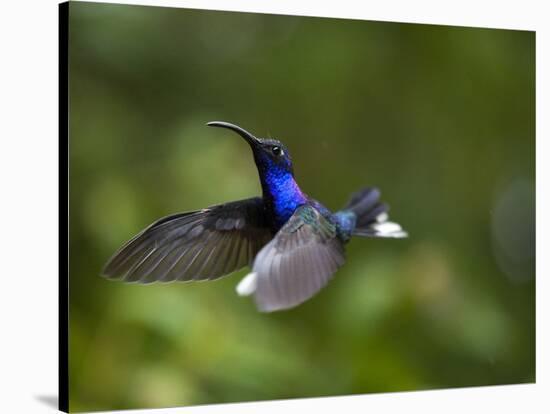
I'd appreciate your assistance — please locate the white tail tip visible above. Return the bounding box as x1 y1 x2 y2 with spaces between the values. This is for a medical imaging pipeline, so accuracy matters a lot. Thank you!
376 212 389 223
372 221 403 235
236 272 257 296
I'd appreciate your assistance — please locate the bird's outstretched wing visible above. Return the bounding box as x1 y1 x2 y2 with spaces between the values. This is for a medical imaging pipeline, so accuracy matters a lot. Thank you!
102 197 272 283
240 204 346 312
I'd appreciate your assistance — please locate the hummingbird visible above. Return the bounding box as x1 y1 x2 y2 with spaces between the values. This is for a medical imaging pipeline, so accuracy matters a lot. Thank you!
102 121 407 312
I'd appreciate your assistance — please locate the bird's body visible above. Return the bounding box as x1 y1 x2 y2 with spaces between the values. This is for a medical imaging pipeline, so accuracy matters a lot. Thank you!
103 122 407 312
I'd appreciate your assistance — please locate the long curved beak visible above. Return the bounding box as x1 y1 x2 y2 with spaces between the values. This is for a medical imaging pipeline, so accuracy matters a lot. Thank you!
207 121 260 147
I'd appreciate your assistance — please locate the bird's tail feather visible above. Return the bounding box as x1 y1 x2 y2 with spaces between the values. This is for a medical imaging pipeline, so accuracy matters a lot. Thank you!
343 187 408 238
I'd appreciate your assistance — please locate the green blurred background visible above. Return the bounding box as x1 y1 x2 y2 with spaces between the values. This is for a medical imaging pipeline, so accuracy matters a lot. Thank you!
68 2 535 412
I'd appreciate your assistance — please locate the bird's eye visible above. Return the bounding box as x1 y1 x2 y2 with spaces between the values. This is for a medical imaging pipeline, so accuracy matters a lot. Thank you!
271 146 283 156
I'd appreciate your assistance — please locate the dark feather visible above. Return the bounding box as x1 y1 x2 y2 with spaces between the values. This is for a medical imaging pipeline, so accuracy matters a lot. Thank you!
102 197 272 283
344 187 380 212
342 187 390 227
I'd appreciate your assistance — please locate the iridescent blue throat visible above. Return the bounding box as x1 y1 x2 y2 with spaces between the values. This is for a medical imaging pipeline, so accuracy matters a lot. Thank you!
260 168 307 230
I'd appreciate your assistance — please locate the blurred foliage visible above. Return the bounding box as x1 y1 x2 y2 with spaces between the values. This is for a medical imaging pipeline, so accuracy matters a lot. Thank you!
67 2 535 412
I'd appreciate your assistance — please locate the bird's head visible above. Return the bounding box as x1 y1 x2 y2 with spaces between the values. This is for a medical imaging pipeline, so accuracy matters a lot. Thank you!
207 121 294 176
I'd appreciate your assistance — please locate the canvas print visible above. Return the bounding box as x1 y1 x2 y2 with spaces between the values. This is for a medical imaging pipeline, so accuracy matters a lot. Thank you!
60 1 535 412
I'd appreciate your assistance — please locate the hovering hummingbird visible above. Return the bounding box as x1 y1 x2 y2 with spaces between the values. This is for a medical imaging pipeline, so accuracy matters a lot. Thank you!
103 122 407 312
